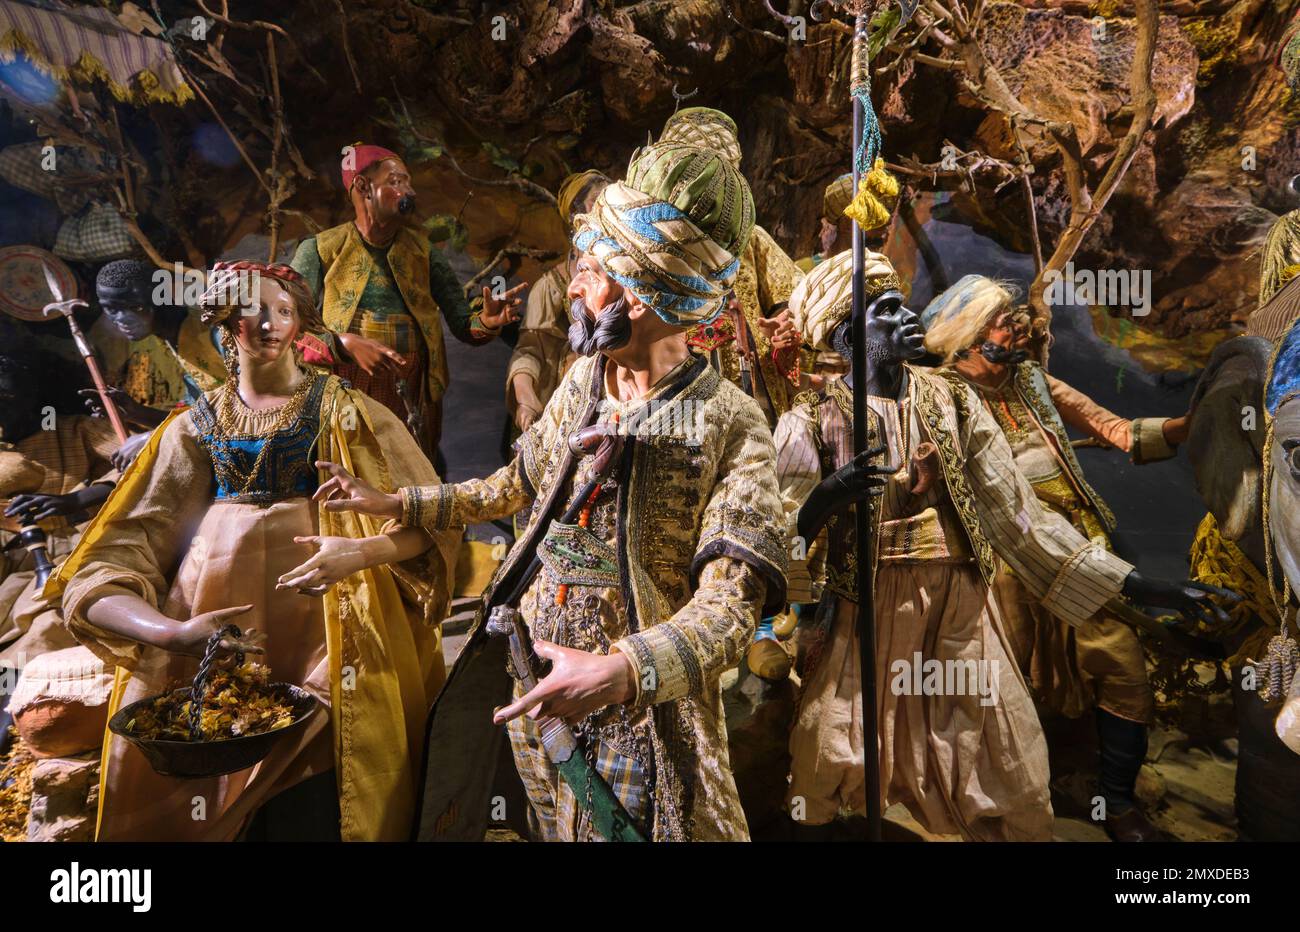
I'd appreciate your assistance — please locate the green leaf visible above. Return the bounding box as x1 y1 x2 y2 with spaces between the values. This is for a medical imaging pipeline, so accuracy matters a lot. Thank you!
481 141 520 173
868 7 901 59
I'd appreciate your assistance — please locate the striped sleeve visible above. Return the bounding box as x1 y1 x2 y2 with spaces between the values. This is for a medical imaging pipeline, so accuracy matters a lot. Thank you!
958 383 1132 627
773 405 824 603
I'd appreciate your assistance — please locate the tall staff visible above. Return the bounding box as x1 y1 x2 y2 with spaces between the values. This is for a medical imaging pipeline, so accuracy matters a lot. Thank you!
838 0 911 840
847 3 883 843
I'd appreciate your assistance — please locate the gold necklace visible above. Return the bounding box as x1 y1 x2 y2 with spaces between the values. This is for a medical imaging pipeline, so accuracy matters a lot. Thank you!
214 369 314 496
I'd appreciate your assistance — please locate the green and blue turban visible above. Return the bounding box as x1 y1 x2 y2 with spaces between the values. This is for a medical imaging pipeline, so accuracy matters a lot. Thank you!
572 142 754 327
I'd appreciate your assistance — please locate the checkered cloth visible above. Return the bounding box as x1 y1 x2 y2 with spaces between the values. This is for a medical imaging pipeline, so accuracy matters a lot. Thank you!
53 201 135 262
506 712 649 841
0 142 96 213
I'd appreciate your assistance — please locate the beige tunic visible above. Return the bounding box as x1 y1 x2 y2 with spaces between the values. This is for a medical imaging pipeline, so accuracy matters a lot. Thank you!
506 263 577 420
954 366 1155 724
57 381 455 841
1 416 122 662
775 367 1135 839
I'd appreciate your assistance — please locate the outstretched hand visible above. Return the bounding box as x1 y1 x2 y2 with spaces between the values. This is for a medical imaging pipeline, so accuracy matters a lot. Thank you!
796 445 892 544
479 281 527 331
492 640 635 726
337 333 408 376
6 490 86 521
168 604 264 658
827 445 893 499
312 461 402 519
276 535 371 595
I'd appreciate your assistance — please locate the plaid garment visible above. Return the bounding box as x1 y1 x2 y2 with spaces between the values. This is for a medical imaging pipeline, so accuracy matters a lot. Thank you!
0 142 97 213
53 201 136 263
334 309 423 417
506 711 649 842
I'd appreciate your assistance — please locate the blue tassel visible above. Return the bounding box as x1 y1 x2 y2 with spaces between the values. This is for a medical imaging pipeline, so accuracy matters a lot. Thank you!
852 83 882 177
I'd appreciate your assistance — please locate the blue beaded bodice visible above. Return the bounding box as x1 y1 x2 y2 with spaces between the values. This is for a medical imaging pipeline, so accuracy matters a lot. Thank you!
191 374 327 505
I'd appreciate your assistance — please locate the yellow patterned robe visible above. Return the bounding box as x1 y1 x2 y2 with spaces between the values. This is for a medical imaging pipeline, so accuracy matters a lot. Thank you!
91 314 225 412
405 352 788 841
690 226 803 426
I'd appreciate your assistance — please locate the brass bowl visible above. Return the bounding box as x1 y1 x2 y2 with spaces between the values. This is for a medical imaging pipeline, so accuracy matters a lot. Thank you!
108 684 319 779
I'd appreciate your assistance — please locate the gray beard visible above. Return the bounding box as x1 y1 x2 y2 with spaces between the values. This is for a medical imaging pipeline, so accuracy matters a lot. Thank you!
568 295 633 356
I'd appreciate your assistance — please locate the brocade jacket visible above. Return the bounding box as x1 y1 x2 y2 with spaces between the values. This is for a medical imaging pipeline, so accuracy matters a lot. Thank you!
404 352 788 841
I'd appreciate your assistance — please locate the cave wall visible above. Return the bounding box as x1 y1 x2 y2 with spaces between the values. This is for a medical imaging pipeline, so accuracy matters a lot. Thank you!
87 0 1300 356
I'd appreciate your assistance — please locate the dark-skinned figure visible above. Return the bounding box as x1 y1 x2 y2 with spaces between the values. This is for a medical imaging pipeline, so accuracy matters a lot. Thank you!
0 348 120 664
772 250 1237 841
90 259 227 426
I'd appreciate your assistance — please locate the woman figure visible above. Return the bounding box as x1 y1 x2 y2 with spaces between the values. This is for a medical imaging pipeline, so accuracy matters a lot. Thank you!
50 262 457 841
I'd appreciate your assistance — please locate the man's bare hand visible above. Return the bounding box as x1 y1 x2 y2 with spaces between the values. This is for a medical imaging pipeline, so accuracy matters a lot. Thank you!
757 309 798 352
479 282 527 331
312 461 402 519
337 333 406 376
492 640 635 726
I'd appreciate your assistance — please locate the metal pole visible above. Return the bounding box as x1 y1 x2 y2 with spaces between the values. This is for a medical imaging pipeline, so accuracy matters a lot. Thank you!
849 8 883 843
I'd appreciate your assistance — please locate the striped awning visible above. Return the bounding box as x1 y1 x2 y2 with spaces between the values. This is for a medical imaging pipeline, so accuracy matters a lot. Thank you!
0 0 192 106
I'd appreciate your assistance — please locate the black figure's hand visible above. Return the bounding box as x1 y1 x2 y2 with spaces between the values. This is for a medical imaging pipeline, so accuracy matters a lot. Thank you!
1120 571 1241 628
7 491 82 521
796 445 891 544
111 431 151 472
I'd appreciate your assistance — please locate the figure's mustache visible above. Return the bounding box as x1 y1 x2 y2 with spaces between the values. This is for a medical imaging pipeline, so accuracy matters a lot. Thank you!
979 341 1027 366
568 295 632 356
397 194 416 215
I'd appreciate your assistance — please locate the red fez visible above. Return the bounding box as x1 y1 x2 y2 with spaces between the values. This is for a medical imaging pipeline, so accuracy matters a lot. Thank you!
341 142 402 190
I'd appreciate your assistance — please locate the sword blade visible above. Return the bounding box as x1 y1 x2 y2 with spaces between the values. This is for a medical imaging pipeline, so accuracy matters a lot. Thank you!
41 261 65 304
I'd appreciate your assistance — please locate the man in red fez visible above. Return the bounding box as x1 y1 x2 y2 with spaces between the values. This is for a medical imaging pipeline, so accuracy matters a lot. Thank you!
292 143 524 458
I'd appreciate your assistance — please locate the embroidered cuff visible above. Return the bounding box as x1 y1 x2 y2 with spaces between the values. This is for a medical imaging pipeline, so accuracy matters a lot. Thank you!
468 310 500 338
613 625 700 708
1130 417 1175 464
1041 543 1133 628
400 484 456 530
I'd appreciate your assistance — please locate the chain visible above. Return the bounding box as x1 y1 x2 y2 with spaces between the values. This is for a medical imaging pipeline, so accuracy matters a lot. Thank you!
189 624 245 740
213 369 313 496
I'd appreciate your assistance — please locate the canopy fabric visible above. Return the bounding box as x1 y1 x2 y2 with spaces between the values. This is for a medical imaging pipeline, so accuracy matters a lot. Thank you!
0 0 192 105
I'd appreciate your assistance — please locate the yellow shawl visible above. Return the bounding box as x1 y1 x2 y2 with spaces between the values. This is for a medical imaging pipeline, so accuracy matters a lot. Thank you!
47 380 456 841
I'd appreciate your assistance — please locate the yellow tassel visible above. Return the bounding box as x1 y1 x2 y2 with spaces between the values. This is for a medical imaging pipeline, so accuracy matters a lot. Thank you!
843 158 900 232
